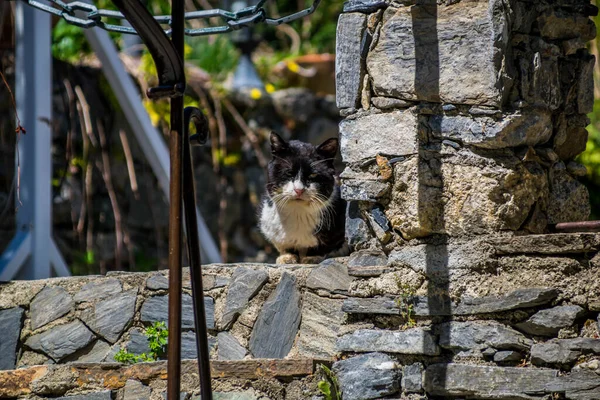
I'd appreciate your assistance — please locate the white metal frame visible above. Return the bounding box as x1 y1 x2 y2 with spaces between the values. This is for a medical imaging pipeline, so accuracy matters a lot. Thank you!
0 5 221 280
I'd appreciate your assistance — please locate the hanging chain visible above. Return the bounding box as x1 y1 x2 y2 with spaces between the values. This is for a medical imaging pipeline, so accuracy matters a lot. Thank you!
16 0 321 36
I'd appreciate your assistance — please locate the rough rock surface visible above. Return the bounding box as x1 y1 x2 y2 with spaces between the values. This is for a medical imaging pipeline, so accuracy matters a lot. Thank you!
83 290 137 343
516 305 585 336
339 110 419 163
402 363 424 394
221 267 268 329
297 293 344 359
333 352 400 400
386 149 549 239
141 294 214 330
123 379 152 400
367 3 508 106
337 328 440 355
305 262 352 293
424 364 600 399
146 274 169 290
249 272 301 358
0 307 24 370
56 392 112 400
217 332 247 361
428 110 553 149
336 13 367 109
73 279 122 303
531 338 600 366
25 321 95 361
438 321 533 355
30 286 73 330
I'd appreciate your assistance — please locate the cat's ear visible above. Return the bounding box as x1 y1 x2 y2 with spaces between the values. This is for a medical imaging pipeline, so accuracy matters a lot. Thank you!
270 132 288 154
316 138 338 159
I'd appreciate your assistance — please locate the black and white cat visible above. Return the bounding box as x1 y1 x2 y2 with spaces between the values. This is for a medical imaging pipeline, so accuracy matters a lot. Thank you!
259 132 346 264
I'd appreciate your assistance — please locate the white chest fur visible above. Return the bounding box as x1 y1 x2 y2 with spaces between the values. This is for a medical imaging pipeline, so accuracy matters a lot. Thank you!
259 199 321 251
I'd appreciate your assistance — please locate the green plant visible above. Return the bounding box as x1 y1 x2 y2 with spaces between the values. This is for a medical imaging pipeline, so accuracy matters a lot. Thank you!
317 364 341 400
114 321 168 364
395 279 417 328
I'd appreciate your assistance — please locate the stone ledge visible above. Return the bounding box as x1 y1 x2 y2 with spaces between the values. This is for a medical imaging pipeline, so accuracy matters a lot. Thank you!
0 359 318 398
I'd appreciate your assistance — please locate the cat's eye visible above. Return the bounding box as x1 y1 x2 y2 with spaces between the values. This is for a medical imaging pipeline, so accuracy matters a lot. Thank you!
309 173 318 179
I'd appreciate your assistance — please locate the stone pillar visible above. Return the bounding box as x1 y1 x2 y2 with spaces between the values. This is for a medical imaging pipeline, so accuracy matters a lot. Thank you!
337 0 596 248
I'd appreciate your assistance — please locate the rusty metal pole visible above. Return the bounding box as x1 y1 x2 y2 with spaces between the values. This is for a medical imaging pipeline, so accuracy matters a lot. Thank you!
167 0 185 398
183 107 213 399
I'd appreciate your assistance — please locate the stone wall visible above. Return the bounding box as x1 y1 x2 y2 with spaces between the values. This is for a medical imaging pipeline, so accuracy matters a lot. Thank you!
337 0 596 247
0 236 600 398
328 0 600 398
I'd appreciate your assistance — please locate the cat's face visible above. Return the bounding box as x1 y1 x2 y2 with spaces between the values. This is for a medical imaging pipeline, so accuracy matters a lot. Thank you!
266 132 338 207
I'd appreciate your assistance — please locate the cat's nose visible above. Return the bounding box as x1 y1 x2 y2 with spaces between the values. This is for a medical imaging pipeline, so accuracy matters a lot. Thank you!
294 188 305 196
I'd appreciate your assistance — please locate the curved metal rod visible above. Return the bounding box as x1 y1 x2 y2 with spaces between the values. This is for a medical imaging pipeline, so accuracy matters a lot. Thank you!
111 0 185 99
183 106 213 400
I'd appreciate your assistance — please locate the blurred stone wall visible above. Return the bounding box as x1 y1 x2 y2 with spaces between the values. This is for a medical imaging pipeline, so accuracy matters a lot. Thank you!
0 52 341 272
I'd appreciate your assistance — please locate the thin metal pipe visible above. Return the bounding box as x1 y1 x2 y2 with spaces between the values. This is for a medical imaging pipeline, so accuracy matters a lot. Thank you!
167 0 186 398
183 107 213 399
554 220 600 233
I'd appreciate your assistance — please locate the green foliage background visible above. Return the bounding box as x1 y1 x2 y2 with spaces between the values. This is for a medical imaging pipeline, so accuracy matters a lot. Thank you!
52 0 344 78
578 10 600 219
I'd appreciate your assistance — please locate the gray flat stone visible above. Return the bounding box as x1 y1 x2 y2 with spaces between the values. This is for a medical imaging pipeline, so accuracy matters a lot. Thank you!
337 328 439 356
335 13 367 109
191 392 258 400
347 249 387 268
84 290 137 343
428 110 553 149
425 364 600 400
25 320 95 361
146 274 169 290
56 391 112 400
347 265 389 277
516 305 585 336
221 267 268 329
424 364 558 399
342 296 400 315
341 179 391 202
0 307 24 370
487 234 600 255
297 293 344 359
438 321 533 355
531 338 600 366
368 3 508 106
127 329 150 355
340 111 419 163
181 331 216 360
402 363 424 394
123 379 151 400
493 350 523 365
345 201 371 248
453 288 559 315
74 278 122 303
249 272 301 358
333 352 400 400
67 339 112 363
344 288 559 317
162 392 188 400
30 286 73 330
217 332 247 360
141 294 214 330
305 262 352 293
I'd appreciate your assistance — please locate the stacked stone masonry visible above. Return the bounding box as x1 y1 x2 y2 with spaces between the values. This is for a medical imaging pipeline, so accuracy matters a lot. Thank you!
331 0 600 398
0 234 599 398
337 0 596 244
